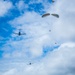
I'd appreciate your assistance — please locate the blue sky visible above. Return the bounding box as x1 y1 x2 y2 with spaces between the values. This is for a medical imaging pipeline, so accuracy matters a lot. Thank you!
0 0 47 38
0 0 75 75
0 0 53 59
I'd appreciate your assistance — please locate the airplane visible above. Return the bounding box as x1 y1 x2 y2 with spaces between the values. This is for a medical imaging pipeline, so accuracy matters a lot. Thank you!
14 29 26 36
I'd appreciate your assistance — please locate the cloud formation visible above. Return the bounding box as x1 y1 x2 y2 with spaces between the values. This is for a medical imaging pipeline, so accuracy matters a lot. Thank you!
0 0 12 16
1 42 75 75
5 0 75 58
0 0 75 75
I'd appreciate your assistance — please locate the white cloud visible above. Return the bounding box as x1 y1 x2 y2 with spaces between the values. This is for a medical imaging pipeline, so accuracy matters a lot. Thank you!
16 0 28 13
0 0 12 16
0 0 75 75
7 0 75 58
1 42 75 75
10 11 41 26
46 0 75 43
3 69 17 75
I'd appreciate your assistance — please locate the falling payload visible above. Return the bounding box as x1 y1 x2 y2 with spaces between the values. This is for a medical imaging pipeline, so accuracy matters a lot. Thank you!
42 13 59 18
29 63 32 65
27 62 32 65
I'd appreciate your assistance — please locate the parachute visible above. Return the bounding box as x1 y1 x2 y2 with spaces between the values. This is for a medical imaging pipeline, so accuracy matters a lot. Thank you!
42 13 59 18
51 14 59 18
42 13 50 18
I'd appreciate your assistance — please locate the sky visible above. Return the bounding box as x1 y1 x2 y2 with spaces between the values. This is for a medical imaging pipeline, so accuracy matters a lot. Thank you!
0 0 75 75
